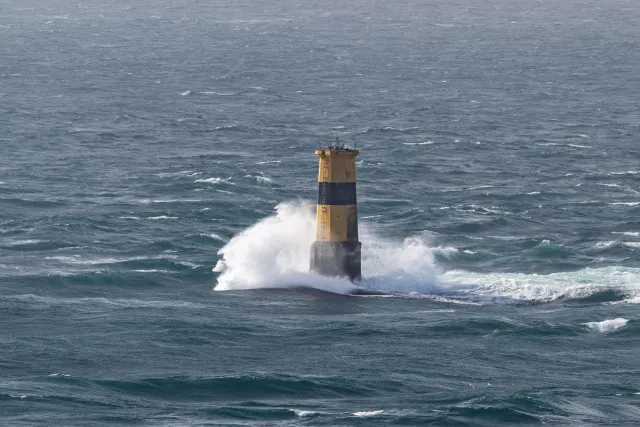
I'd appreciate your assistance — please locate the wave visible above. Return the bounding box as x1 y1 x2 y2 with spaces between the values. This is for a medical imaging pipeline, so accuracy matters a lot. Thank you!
442 266 640 304
583 318 628 333
44 373 372 400
357 126 421 134
608 202 640 206
245 174 273 184
353 410 384 417
2 294 207 309
402 141 433 145
1 239 77 251
213 202 439 294
590 240 640 251
213 201 640 304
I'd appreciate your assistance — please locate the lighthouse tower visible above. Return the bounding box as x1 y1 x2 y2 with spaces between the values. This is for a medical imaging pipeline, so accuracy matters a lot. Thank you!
310 142 361 281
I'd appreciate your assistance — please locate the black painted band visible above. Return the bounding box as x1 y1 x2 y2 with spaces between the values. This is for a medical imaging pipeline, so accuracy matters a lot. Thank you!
318 182 357 205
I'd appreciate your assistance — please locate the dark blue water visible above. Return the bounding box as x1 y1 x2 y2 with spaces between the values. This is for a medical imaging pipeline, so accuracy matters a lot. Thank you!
1 0 639 425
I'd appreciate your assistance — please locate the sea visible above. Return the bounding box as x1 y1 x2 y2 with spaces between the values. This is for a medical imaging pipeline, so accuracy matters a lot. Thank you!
1 0 639 425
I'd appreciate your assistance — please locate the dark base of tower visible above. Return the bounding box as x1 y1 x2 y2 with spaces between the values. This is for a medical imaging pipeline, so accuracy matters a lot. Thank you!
310 241 361 281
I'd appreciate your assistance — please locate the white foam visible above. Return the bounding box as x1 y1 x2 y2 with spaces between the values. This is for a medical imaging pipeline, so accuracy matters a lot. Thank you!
609 202 639 206
353 410 384 417
8 294 206 309
612 232 640 237
200 91 234 96
608 171 639 176
213 201 439 294
527 191 541 195
611 296 640 305
154 170 199 178
403 141 433 145
181 90 192 96
293 410 317 417
133 269 171 273
568 144 590 148
593 241 618 249
205 233 225 241
442 267 640 303
5 239 43 246
147 216 178 220
46 255 193 268
245 175 273 183
212 201 640 302
195 177 224 184
584 318 628 333
213 202 355 293
149 198 203 203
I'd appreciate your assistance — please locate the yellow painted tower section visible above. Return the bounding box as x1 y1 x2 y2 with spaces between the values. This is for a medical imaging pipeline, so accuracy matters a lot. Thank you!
310 146 361 281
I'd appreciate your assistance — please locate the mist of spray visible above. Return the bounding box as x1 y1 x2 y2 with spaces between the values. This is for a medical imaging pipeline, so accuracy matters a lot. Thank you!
213 201 440 294
213 201 640 303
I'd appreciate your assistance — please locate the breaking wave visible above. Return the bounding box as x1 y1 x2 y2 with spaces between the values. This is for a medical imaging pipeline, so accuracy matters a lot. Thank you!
213 201 640 303
583 318 628 333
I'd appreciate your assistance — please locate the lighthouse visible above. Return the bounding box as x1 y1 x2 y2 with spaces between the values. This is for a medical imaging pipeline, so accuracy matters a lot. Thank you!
310 141 361 281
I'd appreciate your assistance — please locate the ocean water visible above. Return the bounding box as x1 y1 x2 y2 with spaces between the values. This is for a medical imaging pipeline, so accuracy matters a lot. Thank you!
1 0 639 425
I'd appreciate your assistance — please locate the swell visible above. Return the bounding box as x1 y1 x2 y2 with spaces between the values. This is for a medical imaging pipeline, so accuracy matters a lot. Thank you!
43 374 374 401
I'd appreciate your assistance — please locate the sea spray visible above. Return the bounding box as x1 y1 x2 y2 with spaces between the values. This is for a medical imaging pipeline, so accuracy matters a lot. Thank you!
213 201 441 293
213 202 325 290
213 202 640 303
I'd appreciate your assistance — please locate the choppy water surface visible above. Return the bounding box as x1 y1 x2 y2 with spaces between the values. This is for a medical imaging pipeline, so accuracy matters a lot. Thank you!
1 0 639 425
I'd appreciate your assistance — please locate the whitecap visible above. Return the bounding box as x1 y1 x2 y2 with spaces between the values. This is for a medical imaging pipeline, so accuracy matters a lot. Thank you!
584 318 628 333
293 410 317 417
6 239 43 246
255 175 272 183
608 171 639 176
402 141 433 145
212 202 640 302
147 216 178 220
353 410 384 417
133 269 171 273
195 177 224 184
442 266 640 304
609 202 639 206
432 246 460 257
527 191 541 195
214 201 439 294
207 233 225 241
567 144 590 148
611 232 640 237
154 170 200 178
592 241 618 249
180 90 192 96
